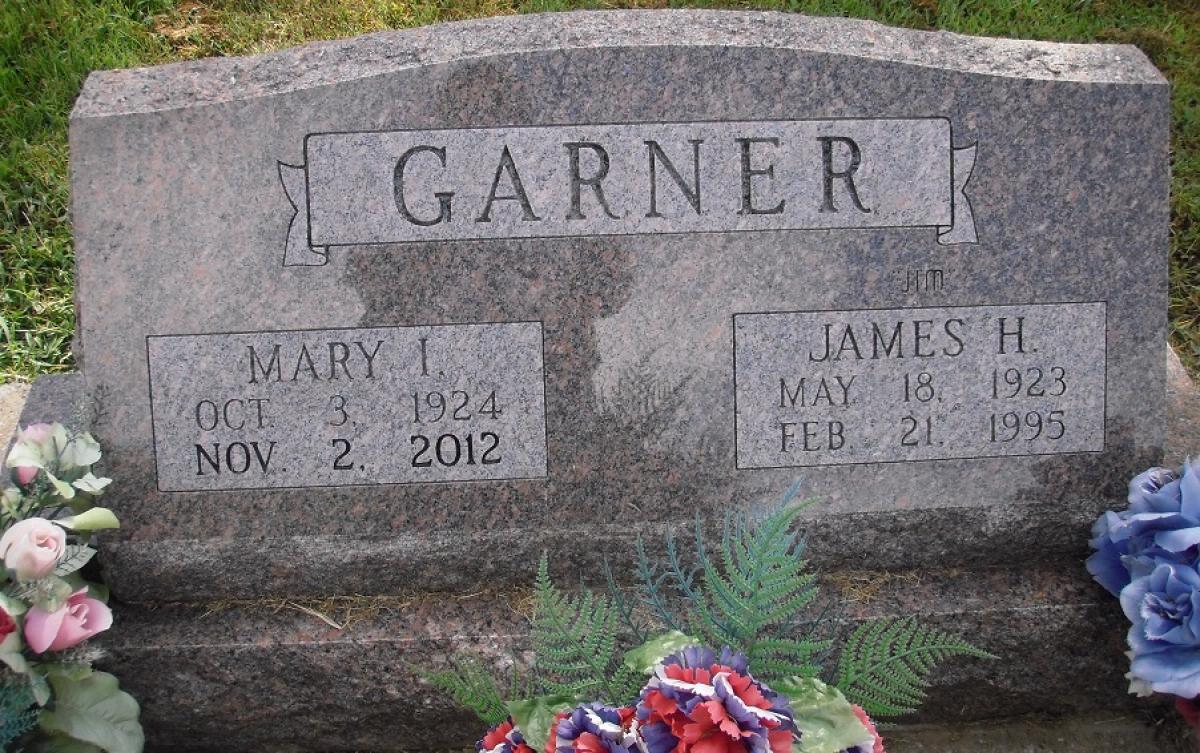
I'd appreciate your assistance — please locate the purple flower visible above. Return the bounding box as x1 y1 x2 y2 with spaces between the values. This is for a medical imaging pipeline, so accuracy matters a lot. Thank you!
1087 462 1200 596
636 645 795 753
547 703 639 753
477 718 537 753
1122 561 1200 697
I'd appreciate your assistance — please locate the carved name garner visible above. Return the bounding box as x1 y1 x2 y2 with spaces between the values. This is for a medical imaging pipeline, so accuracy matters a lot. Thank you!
278 118 976 265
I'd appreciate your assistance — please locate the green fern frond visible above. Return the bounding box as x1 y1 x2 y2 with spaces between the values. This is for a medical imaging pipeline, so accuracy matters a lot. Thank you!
532 554 628 702
628 482 830 682
604 557 651 644
424 657 510 725
663 532 718 631
674 482 828 682
834 616 996 718
607 661 648 704
1 679 40 751
634 538 683 633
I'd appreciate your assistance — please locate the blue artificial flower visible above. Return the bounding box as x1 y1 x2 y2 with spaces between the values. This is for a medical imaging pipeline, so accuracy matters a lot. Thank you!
1087 462 1200 596
1122 561 1200 698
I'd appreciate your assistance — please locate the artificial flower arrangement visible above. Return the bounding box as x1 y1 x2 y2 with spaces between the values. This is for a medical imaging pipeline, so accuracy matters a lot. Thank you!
0 423 142 753
1088 459 1200 729
430 484 994 753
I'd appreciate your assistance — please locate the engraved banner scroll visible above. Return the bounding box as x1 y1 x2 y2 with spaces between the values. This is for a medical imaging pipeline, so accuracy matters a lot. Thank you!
279 118 977 266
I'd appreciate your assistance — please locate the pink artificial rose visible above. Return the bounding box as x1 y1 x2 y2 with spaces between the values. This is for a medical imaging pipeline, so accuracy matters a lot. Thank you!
0 518 65 580
23 588 112 653
18 424 54 445
11 423 53 486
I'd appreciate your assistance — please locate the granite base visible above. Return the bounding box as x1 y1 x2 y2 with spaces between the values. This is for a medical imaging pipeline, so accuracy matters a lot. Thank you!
95 566 1153 752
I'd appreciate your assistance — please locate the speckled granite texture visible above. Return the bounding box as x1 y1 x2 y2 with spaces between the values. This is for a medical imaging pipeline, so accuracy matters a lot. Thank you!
16 350 1190 748
66 10 1169 601
8 10 1178 748
94 567 1154 752
69 11 1164 117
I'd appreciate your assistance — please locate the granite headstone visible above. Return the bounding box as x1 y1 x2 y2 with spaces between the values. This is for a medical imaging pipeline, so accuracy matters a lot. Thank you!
45 9 1176 749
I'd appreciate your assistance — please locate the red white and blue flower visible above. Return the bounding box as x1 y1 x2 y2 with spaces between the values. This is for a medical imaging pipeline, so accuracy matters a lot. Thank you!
546 702 640 753
477 718 538 753
636 645 795 753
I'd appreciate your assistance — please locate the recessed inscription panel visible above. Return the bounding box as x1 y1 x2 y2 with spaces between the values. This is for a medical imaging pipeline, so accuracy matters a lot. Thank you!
279 118 979 267
147 322 547 491
734 303 1106 468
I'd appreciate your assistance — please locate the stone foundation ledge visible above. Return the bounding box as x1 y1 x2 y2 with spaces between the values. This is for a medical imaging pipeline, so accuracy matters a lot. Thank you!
94 564 1149 752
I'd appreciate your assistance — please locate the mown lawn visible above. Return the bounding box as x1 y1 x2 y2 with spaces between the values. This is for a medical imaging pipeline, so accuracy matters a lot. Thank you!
1 0 1197 382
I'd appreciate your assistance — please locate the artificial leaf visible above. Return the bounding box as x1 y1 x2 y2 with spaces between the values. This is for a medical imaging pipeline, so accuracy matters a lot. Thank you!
45 471 76 501
30 671 51 706
49 425 70 457
54 546 97 577
0 627 20 653
0 651 29 675
71 474 111 495
507 694 573 753
6 441 44 470
42 663 95 683
775 677 872 753
1 679 40 750
66 497 95 516
58 573 108 603
0 591 28 616
634 482 827 683
35 733 104 753
60 572 108 603
88 582 110 605
57 508 119 532
623 631 699 675
57 431 101 470
39 671 144 753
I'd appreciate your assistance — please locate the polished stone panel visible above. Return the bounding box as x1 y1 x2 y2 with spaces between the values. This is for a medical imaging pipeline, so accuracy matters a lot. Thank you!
146 322 546 490
733 303 1107 468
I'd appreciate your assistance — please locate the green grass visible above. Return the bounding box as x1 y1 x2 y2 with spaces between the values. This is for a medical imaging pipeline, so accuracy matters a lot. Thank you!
1 0 1197 382
1 1 173 380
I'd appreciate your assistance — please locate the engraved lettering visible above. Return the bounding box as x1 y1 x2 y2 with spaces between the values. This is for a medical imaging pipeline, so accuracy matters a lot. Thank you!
564 142 620 220
735 304 1106 469
148 323 548 491
248 344 281 384
818 136 870 213
476 145 541 223
736 137 785 216
394 145 453 226
998 317 1027 355
645 139 703 218
871 323 904 359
